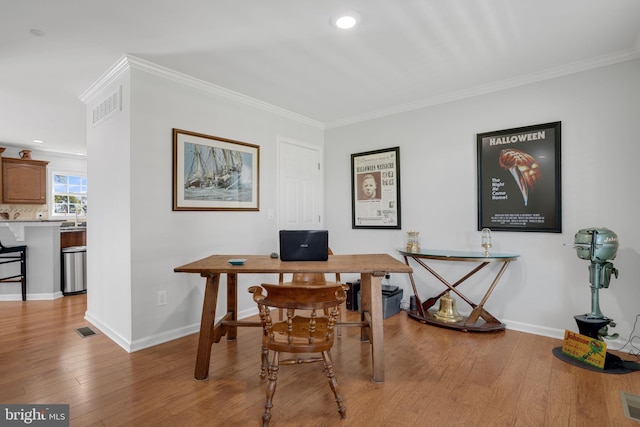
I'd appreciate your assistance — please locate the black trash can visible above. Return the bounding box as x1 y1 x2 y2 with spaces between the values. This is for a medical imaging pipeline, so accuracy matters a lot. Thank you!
62 246 86 295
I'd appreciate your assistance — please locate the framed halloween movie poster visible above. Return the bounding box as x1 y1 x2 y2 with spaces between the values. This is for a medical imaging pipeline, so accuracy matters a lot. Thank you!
477 122 561 233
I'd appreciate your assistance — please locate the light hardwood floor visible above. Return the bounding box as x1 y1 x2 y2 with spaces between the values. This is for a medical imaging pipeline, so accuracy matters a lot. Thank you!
1 294 639 426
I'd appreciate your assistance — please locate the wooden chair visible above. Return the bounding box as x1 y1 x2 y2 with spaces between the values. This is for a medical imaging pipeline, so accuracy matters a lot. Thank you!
278 247 341 285
248 283 348 426
277 248 346 331
0 241 27 301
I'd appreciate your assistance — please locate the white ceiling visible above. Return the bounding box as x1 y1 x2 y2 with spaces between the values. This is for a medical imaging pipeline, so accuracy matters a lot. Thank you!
2 0 639 156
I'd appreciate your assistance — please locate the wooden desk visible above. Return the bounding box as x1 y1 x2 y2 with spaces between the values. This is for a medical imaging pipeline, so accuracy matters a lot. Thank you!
398 249 519 332
174 254 412 383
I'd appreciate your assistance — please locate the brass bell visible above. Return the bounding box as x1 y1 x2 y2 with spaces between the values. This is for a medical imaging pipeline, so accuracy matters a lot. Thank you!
433 291 463 323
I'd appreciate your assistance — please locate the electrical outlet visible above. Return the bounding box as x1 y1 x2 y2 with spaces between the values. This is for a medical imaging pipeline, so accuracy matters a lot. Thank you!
157 290 167 306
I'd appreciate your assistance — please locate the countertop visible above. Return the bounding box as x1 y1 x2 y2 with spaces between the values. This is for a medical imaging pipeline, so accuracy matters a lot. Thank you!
0 220 86 240
61 226 87 232
0 220 65 223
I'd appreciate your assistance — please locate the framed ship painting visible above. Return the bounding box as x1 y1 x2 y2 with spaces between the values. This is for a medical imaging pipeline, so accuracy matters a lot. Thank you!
173 129 260 211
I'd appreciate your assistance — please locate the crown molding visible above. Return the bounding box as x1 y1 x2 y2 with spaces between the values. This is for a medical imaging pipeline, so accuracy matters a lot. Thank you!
79 55 130 104
80 55 324 130
325 44 640 129
80 35 640 132
0 142 86 159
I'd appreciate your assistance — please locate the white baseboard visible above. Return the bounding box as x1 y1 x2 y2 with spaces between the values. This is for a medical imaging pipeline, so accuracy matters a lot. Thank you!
504 317 630 353
82 306 636 356
504 318 565 340
84 306 260 353
83 311 134 352
0 291 63 301
129 323 202 352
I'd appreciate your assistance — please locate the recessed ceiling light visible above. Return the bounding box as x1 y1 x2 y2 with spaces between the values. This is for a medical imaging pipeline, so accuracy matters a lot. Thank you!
334 12 360 30
33 139 44 144
29 29 45 37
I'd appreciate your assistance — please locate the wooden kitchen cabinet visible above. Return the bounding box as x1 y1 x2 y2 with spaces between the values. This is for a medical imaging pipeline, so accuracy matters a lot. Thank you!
2 157 49 204
60 230 87 248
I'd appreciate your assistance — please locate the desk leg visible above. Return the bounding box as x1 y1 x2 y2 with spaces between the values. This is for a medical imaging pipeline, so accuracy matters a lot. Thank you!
194 273 220 381
226 273 238 340
360 273 384 383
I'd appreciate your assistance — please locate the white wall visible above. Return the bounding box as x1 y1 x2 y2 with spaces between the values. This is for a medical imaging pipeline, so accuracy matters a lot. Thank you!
84 71 133 348
83 57 323 351
324 59 640 346
84 56 639 352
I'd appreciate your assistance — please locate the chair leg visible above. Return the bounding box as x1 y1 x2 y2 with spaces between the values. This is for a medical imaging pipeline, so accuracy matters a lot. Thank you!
322 350 346 418
259 345 269 379
336 303 346 339
263 351 279 426
21 249 27 301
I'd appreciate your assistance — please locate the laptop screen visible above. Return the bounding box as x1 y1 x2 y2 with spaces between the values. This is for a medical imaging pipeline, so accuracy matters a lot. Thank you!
279 230 329 261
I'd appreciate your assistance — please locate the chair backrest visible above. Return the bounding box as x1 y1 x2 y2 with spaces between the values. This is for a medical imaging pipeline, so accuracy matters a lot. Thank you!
256 283 346 310
249 283 347 353
278 247 340 285
286 272 327 285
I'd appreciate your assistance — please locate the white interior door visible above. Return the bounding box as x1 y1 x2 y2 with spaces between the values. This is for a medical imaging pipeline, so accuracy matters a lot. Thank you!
278 138 323 230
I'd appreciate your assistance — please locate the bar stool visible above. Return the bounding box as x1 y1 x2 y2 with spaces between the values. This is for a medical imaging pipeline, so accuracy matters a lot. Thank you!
0 241 27 301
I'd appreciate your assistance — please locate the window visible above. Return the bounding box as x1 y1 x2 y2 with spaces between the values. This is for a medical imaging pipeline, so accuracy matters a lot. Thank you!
52 173 87 218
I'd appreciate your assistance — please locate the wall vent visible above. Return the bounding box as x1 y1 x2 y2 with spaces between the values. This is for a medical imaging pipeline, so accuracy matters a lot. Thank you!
92 86 122 126
620 391 640 422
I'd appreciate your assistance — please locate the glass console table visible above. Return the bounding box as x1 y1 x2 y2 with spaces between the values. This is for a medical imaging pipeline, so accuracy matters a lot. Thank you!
398 249 520 332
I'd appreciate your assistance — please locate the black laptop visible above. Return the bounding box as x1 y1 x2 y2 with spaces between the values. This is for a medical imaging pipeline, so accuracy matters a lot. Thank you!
279 230 329 261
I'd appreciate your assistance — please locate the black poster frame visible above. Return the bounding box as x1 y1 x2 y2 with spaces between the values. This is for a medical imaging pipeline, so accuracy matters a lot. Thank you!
351 147 401 229
477 122 561 233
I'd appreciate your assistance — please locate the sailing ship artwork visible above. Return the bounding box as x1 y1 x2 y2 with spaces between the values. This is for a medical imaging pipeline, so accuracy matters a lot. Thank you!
173 129 259 211
184 142 249 199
